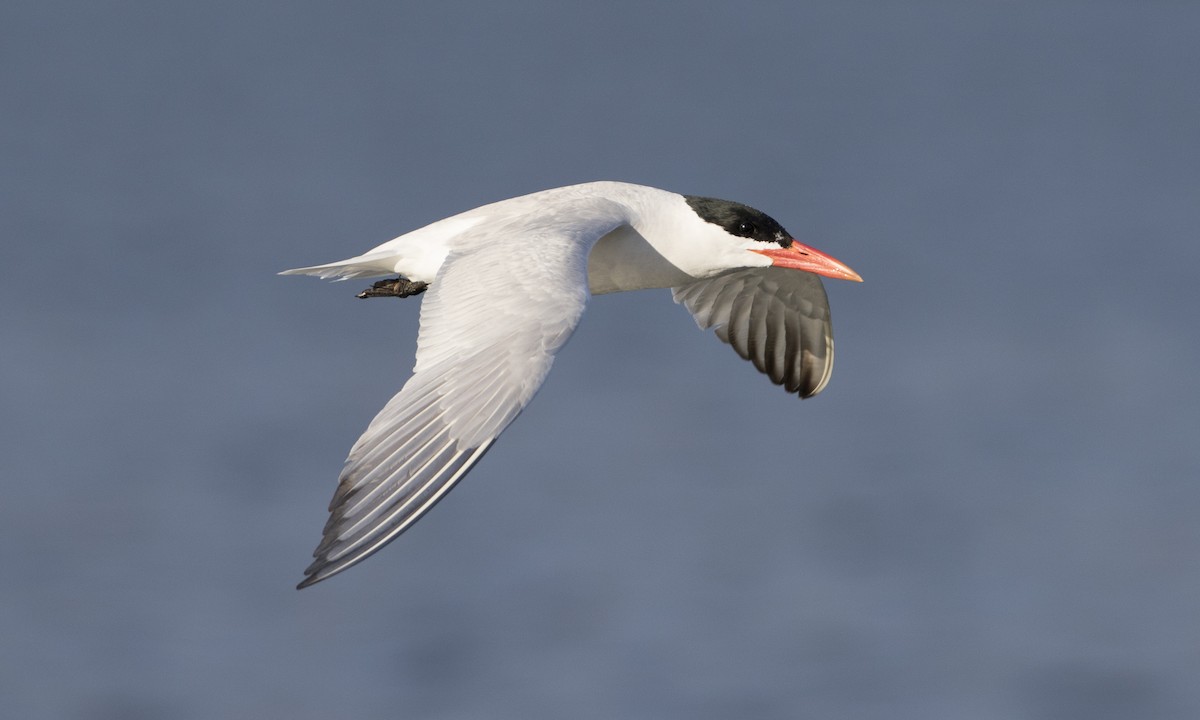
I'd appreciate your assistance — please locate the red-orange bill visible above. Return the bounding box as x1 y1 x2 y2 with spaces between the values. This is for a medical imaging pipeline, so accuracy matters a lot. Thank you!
752 241 863 282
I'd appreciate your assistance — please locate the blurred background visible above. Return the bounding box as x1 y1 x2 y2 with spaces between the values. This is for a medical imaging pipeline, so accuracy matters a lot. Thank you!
3 1 1197 718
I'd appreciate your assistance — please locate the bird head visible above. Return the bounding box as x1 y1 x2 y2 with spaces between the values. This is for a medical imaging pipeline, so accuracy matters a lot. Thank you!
682 195 862 282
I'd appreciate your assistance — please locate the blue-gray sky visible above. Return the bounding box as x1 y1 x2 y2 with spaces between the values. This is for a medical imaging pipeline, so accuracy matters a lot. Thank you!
3 2 1198 718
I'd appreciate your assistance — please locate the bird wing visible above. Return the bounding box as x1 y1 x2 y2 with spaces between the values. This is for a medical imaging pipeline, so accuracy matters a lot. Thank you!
299 209 626 588
672 266 834 398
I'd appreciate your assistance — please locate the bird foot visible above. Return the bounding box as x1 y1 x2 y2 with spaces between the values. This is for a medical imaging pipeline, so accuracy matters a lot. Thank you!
356 277 429 299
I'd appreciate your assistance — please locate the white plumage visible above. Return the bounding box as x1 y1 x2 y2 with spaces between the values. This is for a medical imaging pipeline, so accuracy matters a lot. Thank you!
283 181 860 587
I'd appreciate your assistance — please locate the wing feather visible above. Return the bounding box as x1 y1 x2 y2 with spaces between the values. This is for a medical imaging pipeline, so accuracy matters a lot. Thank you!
298 203 628 588
673 267 835 398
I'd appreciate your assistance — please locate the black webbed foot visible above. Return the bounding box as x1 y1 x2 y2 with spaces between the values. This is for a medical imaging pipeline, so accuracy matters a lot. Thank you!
356 277 429 299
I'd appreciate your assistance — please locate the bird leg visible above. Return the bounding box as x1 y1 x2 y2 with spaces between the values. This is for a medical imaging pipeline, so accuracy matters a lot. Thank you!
356 277 429 299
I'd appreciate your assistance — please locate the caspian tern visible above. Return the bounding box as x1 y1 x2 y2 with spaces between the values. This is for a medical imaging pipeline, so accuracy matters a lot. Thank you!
283 181 861 588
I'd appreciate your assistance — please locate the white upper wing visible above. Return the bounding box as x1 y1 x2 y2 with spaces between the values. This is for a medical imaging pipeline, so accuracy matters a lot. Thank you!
672 267 834 398
299 206 627 588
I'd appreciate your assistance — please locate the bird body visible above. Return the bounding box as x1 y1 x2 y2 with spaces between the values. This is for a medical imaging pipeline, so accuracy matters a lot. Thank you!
283 181 860 587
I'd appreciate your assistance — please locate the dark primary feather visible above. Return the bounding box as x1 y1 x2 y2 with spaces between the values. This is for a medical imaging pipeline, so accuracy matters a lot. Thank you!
297 366 497 588
672 266 834 398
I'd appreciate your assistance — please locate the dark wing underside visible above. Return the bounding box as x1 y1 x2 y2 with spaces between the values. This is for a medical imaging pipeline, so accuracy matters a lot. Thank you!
672 266 835 398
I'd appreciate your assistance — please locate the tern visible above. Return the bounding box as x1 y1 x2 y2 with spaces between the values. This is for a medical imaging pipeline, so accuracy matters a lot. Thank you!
283 181 861 588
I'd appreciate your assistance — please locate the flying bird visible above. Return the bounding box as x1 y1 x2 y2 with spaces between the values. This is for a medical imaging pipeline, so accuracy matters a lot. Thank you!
282 181 861 588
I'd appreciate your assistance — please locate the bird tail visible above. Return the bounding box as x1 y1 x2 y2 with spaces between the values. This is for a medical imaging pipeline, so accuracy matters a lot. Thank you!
278 254 396 281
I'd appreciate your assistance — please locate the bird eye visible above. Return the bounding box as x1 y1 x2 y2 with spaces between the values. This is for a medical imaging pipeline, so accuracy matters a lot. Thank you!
737 221 756 236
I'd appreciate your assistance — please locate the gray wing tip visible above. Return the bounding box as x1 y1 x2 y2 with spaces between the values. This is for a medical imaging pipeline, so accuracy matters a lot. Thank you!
294 519 392 590
296 562 344 590
295 551 351 589
294 440 497 590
